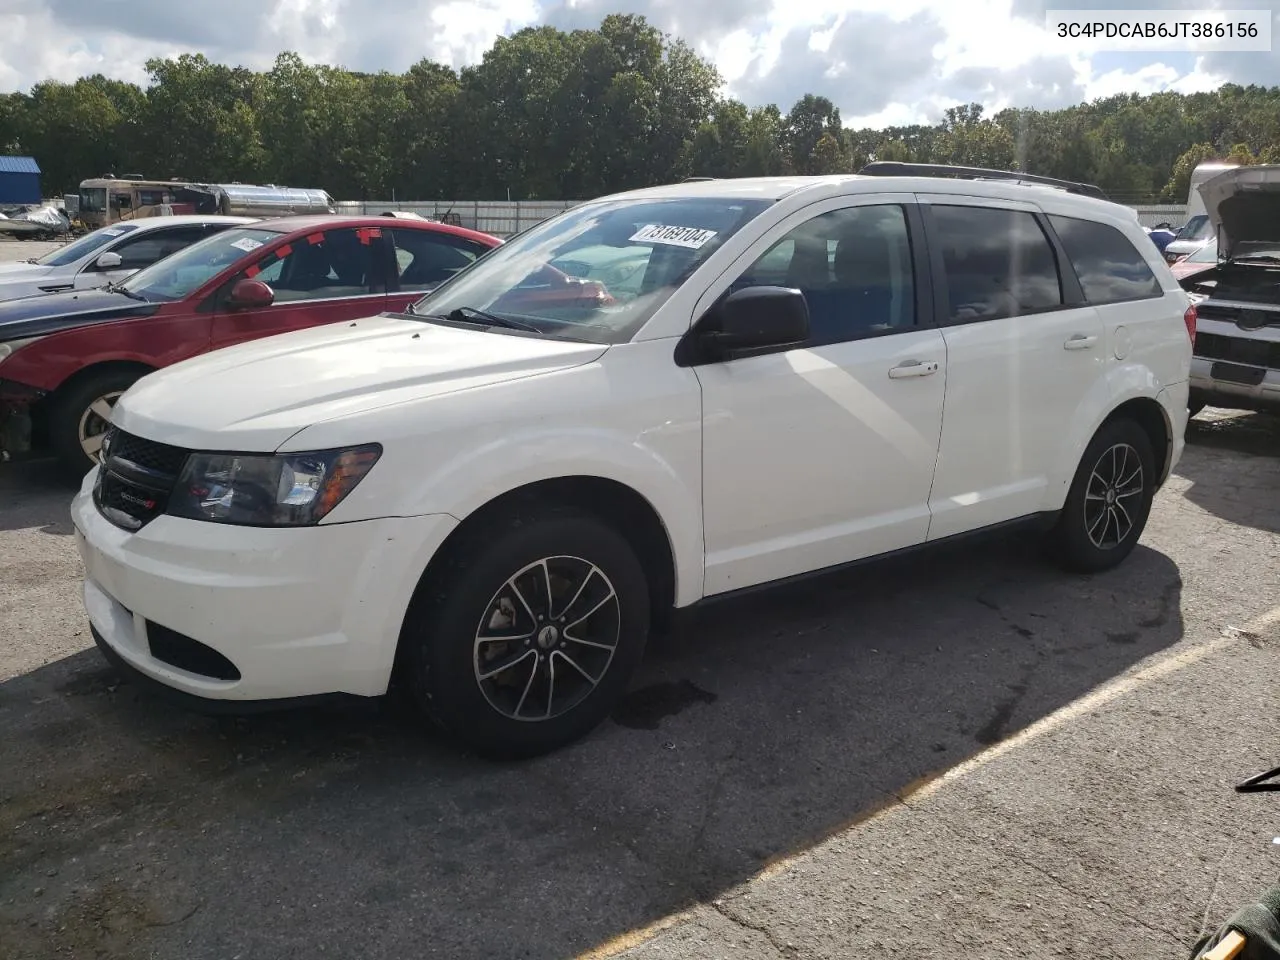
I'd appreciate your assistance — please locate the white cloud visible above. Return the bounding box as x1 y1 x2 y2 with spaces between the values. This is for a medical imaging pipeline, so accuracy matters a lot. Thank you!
2 0 1275 129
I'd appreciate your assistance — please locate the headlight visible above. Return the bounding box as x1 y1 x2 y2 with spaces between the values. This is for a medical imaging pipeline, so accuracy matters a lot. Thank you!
167 444 381 526
0 336 45 362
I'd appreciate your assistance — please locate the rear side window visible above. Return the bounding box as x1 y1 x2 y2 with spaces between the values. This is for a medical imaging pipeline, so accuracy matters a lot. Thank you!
931 206 1062 323
1048 215 1163 304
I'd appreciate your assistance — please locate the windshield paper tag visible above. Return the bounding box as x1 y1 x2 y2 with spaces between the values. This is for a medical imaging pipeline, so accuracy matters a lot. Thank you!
102 228 125 237
229 237 263 252
629 224 717 249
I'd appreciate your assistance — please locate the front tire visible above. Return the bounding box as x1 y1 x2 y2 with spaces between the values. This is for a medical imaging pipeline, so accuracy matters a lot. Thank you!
403 508 650 759
1049 418 1156 573
49 368 143 477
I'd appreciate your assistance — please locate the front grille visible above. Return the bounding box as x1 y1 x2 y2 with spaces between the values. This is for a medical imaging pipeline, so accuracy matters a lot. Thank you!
147 621 241 681
1198 301 1280 329
107 428 190 476
1195 333 1280 370
93 427 191 531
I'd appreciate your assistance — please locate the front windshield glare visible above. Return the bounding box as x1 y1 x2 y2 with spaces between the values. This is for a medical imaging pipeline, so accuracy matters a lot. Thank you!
121 227 281 302
1177 215 1212 242
412 196 774 343
35 223 139 267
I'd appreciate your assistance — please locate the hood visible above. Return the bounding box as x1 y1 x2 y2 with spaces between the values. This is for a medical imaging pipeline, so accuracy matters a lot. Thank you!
1199 165 1280 260
113 313 609 451
0 287 160 345
0 261 51 279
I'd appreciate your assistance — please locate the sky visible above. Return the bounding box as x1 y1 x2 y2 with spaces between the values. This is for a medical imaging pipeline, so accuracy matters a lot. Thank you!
1 0 1277 128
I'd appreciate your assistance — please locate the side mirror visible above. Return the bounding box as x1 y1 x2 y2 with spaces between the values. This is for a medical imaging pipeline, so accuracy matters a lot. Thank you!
698 286 809 360
227 278 274 310
95 251 123 269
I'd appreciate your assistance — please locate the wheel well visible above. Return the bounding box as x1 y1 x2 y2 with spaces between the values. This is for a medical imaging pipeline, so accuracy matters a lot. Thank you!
1105 397 1171 483
29 360 155 446
51 360 156 402
403 476 678 644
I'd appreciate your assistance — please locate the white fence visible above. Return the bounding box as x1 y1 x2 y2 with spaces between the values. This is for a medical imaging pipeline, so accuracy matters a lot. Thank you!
1131 204 1186 227
333 200 579 236
337 199 1190 236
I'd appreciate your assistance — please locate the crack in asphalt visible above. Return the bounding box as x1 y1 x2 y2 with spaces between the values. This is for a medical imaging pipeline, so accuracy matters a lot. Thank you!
711 897 801 959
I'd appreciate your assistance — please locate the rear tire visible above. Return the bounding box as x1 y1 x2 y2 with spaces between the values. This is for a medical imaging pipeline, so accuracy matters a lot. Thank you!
49 368 144 478
402 508 650 759
1048 418 1156 574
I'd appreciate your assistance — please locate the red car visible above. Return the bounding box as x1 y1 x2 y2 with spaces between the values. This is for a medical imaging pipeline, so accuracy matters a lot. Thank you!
0 216 500 473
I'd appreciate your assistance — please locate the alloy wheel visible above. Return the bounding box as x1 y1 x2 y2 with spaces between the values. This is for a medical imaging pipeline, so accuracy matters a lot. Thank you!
473 555 621 722
77 391 124 462
1083 442 1145 550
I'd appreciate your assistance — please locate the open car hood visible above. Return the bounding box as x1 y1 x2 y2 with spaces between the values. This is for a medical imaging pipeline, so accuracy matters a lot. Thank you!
1199 164 1280 260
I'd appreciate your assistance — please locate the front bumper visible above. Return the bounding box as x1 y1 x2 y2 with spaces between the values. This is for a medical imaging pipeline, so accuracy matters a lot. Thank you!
72 470 458 703
0 379 43 460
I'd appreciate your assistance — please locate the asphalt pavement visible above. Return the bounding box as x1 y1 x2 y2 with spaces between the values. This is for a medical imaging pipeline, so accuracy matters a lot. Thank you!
1 232 1279 958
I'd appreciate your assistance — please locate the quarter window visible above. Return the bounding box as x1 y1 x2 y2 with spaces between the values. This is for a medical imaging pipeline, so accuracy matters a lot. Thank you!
932 206 1063 323
732 204 917 347
1048 215 1163 304
390 228 487 292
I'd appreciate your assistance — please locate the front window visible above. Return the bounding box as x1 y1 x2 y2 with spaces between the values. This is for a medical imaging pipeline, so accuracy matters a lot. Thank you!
412 197 773 343
33 223 139 266
1175 215 1212 243
119 227 283 302
78 187 107 213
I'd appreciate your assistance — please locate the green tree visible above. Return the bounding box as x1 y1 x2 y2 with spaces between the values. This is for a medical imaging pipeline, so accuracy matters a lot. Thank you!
1161 142 1220 201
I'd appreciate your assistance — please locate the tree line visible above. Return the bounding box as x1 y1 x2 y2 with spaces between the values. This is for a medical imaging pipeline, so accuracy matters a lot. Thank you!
1 13 1278 205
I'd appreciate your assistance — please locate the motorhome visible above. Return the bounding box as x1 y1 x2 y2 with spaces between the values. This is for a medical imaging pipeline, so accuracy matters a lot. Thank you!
76 177 334 229
1163 161 1239 263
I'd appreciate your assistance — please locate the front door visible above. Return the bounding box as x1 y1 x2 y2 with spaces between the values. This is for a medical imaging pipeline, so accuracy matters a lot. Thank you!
918 196 1107 540
210 226 394 350
691 197 948 595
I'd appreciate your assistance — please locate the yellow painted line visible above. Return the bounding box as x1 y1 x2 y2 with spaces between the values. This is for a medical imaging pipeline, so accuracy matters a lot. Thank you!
578 603 1280 958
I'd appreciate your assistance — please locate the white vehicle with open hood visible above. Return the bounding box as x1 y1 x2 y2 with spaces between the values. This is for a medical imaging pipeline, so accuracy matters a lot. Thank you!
0 215 255 303
1180 164 1280 415
72 164 1193 758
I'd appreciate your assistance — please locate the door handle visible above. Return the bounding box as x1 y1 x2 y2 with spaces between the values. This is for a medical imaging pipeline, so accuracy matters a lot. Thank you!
888 359 940 379
1064 334 1098 350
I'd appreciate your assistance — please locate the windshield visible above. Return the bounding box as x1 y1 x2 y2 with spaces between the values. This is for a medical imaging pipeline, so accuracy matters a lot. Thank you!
1175 215 1212 243
78 187 107 213
1233 241 1280 261
34 223 139 266
1187 241 1219 264
412 196 774 343
120 227 282 302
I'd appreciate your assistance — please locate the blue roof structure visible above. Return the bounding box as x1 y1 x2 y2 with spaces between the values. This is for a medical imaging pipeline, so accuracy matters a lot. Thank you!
0 156 40 175
0 155 42 204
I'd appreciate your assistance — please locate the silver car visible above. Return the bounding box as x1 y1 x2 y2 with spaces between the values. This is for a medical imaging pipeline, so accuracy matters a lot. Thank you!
0 215 256 302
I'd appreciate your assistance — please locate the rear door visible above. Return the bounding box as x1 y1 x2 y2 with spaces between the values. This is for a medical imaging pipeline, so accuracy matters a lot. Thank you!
920 196 1106 540
386 227 492 308
209 226 394 350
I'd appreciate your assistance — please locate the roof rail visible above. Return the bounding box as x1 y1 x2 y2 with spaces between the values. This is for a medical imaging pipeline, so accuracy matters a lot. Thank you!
858 161 1108 200
681 176 716 182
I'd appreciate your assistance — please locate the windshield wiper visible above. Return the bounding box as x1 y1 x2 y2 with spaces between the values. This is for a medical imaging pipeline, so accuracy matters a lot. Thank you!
441 306 542 333
107 283 146 301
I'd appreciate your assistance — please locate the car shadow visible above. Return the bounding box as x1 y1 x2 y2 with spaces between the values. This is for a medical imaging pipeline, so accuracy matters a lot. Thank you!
0 533 1185 960
1181 409 1280 534
0 459 80 535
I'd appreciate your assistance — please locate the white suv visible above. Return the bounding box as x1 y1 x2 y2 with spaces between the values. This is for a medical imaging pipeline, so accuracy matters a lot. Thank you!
72 165 1194 758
